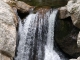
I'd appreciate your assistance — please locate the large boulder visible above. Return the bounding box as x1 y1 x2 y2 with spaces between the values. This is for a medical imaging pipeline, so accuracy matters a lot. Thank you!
2 0 34 13
16 1 34 13
66 0 80 52
9 1 34 14
54 17 80 58
69 56 80 60
0 0 17 60
66 0 80 28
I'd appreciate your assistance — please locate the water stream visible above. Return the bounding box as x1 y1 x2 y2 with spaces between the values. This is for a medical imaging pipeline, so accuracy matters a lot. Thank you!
15 9 68 60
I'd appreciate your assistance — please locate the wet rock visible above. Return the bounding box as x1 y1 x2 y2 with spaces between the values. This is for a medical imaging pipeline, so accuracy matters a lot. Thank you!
54 17 80 58
0 0 17 59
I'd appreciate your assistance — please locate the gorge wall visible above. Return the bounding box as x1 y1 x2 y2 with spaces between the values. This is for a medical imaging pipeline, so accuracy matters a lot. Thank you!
59 0 80 59
0 0 80 60
0 0 17 60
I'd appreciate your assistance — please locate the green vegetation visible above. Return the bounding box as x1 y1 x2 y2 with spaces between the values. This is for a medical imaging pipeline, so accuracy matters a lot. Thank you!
18 0 68 7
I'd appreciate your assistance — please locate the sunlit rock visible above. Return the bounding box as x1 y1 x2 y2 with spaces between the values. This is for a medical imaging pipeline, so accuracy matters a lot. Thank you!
67 0 80 28
59 6 70 19
16 1 34 13
0 0 17 60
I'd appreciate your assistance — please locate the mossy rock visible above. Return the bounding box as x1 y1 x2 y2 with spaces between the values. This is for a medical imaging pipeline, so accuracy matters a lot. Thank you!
18 0 68 7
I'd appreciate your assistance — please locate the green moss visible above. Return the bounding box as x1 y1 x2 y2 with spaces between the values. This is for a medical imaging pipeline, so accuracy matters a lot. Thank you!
18 0 68 7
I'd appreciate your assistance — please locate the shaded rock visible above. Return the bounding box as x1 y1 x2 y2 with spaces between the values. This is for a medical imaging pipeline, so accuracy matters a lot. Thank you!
0 53 11 60
0 0 17 59
66 0 80 52
54 17 80 58
69 56 80 60
59 6 70 19
66 0 80 28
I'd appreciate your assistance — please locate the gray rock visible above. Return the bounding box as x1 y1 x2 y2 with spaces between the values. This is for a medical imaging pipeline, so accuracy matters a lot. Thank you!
67 0 80 28
0 0 17 59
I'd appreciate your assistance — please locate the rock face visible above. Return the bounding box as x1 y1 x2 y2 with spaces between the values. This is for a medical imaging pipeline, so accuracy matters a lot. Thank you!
54 17 80 58
2 0 34 13
0 0 17 60
59 6 70 19
0 53 11 60
59 0 80 54
70 56 80 60
66 0 80 28
16 1 34 13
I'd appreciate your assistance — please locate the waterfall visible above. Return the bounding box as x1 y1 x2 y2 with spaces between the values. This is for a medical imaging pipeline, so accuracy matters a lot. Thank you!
15 9 67 60
44 9 61 60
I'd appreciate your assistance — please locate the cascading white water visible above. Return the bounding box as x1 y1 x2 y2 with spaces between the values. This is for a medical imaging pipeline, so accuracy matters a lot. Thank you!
44 9 61 60
15 9 67 60
15 13 37 60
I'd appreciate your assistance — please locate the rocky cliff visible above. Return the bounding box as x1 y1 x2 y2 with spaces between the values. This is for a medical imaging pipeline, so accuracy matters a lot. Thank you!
0 0 80 60
0 0 17 60
58 0 80 59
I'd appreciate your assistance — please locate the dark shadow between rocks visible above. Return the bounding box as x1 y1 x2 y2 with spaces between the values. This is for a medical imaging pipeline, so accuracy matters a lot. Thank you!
17 10 29 20
54 13 80 58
